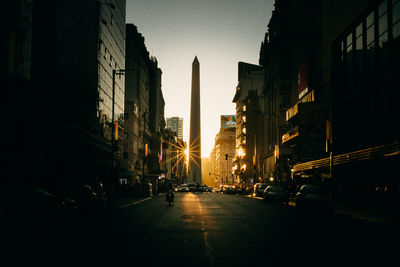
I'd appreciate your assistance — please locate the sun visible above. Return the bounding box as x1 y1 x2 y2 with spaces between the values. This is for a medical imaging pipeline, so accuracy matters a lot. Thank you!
185 148 189 163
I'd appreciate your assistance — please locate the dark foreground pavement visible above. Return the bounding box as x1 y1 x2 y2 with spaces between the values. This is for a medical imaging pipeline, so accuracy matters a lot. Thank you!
3 193 399 267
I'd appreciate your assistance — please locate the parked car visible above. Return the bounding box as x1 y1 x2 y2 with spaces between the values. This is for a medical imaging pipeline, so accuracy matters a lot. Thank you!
225 185 236 194
263 185 289 205
236 186 252 195
253 183 268 197
4 187 78 227
187 183 197 192
295 184 334 212
202 185 212 192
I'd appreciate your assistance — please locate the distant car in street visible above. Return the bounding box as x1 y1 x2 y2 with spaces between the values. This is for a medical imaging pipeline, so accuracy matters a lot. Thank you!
295 184 334 212
253 183 268 197
179 184 189 192
263 185 289 205
187 183 197 192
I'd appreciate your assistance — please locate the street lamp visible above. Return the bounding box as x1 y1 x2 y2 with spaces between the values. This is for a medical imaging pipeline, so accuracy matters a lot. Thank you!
265 113 280 182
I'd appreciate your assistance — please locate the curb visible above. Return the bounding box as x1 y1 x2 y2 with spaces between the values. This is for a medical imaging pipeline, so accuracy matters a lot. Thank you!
120 197 153 209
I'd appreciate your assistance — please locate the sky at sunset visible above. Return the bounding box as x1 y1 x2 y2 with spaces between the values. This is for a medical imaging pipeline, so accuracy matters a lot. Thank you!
126 0 275 157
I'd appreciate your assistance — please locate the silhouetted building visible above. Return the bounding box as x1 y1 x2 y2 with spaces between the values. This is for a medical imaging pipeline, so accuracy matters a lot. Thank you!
124 23 151 183
259 0 399 207
330 0 400 198
148 57 165 176
166 117 183 140
233 62 264 188
2 0 34 191
18 0 126 195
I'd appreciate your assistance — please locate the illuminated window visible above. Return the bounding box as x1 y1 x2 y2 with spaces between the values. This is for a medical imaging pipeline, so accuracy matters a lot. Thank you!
242 128 246 134
242 105 246 112
242 116 246 123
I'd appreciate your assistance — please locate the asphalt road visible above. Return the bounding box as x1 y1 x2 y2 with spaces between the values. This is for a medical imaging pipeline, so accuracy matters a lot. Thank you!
4 193 399 266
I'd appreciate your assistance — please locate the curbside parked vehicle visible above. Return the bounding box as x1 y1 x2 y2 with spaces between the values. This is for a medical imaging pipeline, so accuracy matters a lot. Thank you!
295 184 334 212
263 185 289 205
253 183 268 197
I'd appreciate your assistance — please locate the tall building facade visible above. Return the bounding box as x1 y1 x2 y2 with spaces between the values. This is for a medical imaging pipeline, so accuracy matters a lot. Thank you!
21 0 126 194
148 57 165 176
189 56 202 184
214 127 236 185
124 24 165 186
3 0 34 191
166 117 183 140
232 62 265 189
257 0 399 210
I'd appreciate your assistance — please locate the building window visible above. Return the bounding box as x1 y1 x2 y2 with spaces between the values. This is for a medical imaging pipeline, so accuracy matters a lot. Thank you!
356 23 363 50
346 32 353 53
378 1 389 69
366 11 375 49
346 32 354 89
242 105 246 112
393 0 400 39
378 0 388 48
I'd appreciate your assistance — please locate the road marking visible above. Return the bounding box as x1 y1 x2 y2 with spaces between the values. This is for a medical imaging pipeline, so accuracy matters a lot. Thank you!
197 198 215 267
120 197 153 209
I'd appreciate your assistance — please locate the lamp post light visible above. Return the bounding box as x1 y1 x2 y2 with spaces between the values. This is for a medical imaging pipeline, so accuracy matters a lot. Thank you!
265 113 280 183
142 111 146 185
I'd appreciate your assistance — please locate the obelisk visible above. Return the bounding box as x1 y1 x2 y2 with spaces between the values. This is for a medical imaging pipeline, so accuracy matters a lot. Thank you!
189 56 202 185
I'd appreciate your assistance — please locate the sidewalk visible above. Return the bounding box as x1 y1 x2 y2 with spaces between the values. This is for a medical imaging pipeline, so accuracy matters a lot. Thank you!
109 194 154 209
244 193 400 225
1 194 155 244
334 203 400 225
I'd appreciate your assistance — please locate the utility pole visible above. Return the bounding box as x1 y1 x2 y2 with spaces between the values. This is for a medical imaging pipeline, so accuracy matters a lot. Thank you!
142 112 146 184
225 154 235 184
226 154 229 184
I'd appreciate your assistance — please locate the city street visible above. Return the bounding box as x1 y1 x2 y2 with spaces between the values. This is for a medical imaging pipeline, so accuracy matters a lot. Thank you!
4 192 399 266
